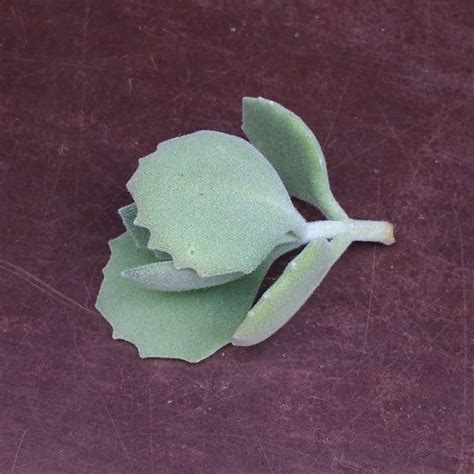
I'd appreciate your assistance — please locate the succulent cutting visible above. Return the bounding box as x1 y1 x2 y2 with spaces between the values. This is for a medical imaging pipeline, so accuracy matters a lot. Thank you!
96 97 395 362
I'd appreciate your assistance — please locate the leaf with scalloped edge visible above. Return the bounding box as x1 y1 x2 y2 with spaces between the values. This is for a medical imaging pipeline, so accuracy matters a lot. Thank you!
232 235 351 346
127 131 307 277
118 204 170 261
242 97 348 221
96 232 296 362
122 260 243 291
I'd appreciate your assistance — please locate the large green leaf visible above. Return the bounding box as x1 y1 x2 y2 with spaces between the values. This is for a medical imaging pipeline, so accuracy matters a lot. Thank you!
242 97 348 221
96 232 294 362
122 260 243 291
232 235 351 346
127 131 307 277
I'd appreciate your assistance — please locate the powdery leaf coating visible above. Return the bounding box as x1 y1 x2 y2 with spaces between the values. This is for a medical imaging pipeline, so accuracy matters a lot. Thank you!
232 235 351 346
242 97 348 221
122 260 243 292
96 232 273 362
127 131 307 277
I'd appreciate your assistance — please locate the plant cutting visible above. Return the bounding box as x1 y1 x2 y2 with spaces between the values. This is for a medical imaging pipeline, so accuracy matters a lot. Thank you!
96 97 395 362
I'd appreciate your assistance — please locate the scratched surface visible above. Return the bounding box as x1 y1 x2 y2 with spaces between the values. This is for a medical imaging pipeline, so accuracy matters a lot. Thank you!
0 1 473 473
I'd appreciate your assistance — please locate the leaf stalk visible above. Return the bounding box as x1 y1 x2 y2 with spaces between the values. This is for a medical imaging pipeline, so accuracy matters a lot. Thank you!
304 219 395 246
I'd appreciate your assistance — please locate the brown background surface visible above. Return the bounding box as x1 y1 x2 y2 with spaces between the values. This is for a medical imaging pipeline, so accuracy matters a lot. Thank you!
1 1 473 472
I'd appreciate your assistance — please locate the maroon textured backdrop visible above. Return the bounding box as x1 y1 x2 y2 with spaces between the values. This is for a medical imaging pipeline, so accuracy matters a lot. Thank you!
1 1 473 472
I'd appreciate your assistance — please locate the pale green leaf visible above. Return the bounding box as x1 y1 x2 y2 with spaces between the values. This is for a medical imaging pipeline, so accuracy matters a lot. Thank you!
242 97 348 221
122 260 243 291
118 203 149 247
118 203 170 261
127 131 307 277
232 235 351 346
96 232 295 362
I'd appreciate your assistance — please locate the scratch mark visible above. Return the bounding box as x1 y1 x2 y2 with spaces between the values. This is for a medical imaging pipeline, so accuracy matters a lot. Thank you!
74 1 90 212
148 54 158 71
453 203 469 474
338 320 453 437
10 428 29 474
169 429 317 461
148 373 154 474
16 66 48 83
426 0 432 32
115 48 273 135
323 78 349 150
128 77 133 93
377 102 415 172
104 404 132 464
372 58 386 91
83 261 100 307
181 53 191 86
333 100 473 171
0 259 97 316
120 390 246 438
362 178 380 352
378 399 396 465
70 319 90 366
69 355 139 472
324 271 469 398
10 6 27 44
58 142 68 156
42 157 64 223
254 427 274 474
1 50 103 71
15 327 32 357
362 246 377 353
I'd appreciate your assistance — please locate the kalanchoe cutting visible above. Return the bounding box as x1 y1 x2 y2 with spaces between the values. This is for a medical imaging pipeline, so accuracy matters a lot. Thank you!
95 97 395 363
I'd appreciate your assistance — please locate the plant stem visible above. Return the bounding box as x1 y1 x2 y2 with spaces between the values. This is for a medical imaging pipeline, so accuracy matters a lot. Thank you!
304 219 395 246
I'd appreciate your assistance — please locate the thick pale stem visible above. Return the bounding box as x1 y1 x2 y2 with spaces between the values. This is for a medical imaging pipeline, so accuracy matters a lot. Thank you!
304 219 395 246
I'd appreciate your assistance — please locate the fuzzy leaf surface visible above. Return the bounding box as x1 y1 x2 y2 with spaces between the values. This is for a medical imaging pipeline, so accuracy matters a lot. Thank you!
242 97 348 220
127 131 306 277
96 232 288 362
232 235 351 346
122 260 243 291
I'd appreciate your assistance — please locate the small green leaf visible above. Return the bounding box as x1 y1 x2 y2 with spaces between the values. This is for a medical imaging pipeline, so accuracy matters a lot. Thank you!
96 232 295 362
127 131 307 277
242 97 348 221
232 235 351 346
118 203 149 248
122 261 243 291
118 203 170 261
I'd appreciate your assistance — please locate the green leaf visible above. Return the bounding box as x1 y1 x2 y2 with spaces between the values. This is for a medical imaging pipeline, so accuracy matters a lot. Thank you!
118 203 149 247
118 204 170 261
96 232 294 362
122 261 243 291
232 235 351 346
127 131 307 277
242 97 348 221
